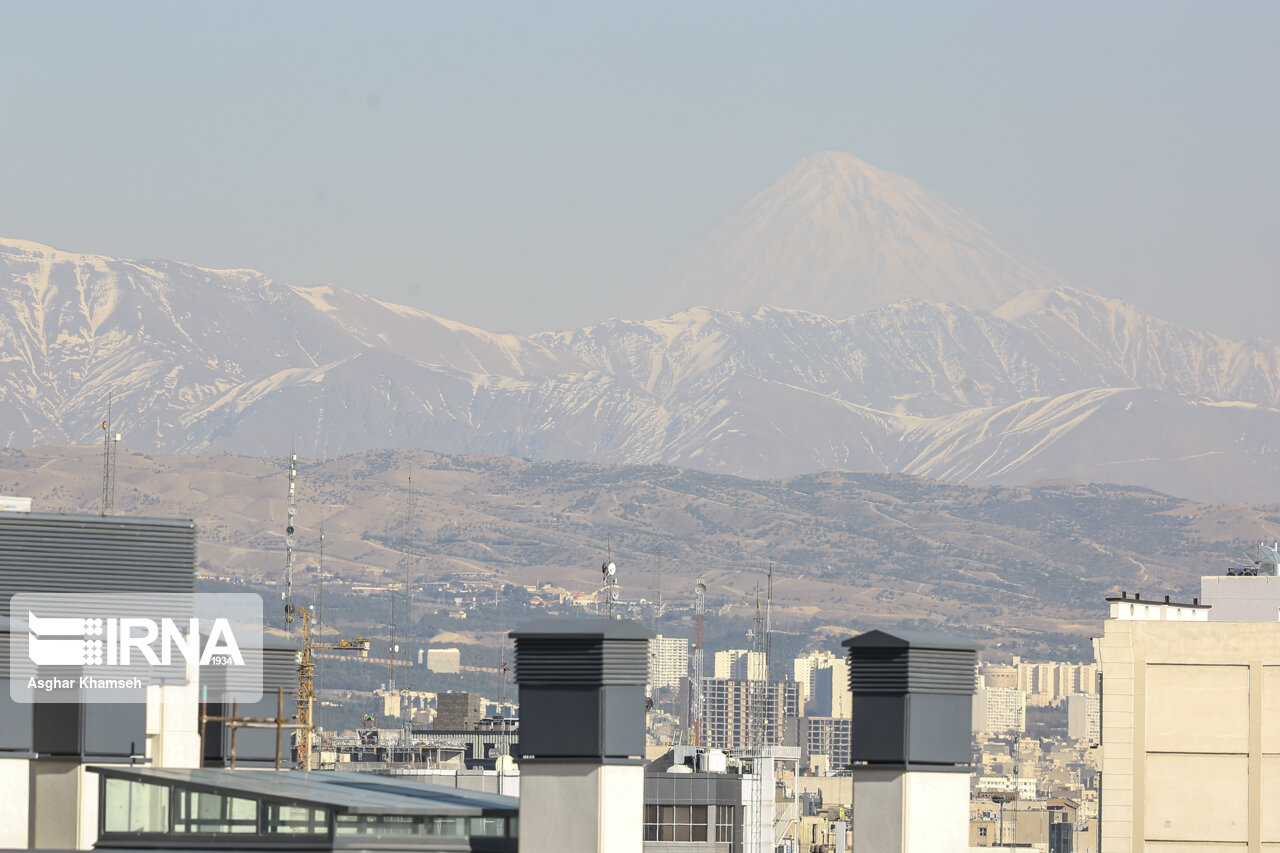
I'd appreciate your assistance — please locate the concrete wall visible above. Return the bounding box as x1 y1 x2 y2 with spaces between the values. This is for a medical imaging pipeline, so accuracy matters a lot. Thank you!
1097 618 1280 851
30 760 99 849
0 758 29 847
520 762 643 853
1202 575 1280 622
852 769 968 853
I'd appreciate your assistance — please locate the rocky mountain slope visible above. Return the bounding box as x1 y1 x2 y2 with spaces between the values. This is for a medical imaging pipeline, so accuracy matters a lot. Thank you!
3 234 1280 501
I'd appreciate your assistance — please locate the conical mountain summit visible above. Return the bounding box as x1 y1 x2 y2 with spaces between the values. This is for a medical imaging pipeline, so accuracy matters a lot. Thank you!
618 151 1073 320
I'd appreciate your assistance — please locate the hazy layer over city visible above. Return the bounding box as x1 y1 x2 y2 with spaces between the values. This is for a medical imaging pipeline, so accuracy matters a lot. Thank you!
3 2 1277 339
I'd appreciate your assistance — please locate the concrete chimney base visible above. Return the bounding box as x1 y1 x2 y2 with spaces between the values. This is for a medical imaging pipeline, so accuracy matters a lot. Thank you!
851 768 969 853
519 761 643 853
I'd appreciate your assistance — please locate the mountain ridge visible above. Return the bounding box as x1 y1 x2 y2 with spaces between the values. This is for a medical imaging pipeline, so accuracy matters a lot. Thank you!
4 234 1280 501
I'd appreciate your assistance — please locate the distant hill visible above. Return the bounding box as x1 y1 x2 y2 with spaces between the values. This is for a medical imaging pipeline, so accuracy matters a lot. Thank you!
3 445 1274 657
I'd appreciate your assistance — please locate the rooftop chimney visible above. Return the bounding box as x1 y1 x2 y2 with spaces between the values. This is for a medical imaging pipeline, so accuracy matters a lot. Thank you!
843 628 978 853
510 617 651 853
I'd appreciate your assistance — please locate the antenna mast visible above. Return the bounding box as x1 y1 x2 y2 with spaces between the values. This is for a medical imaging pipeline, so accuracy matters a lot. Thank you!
650 550 663 634
600 542 619 619
691 579 706 746
282 449 299 635
748 580 769 853
387 592 397 693
100 397 121 516
313 525 325 730
401 474 417 691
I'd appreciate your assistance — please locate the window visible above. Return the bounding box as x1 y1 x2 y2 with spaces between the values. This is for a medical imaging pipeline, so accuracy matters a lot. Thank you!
103 778 170 834
333 814 515 839
978 826 988 837
469 817 506 837
715 805 734 842
174 790 257 834
643 804 708 842
262 803 326 835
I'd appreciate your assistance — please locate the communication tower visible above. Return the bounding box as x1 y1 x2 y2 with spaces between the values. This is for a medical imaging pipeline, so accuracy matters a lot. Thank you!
691 579 706 746
398 475 418 691
100 397 122 516
599 545 620 618
746 572 772 853
282 450 299 635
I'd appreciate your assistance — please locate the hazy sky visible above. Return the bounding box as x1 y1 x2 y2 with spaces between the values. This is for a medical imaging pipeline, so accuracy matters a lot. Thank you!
3 2 1277 339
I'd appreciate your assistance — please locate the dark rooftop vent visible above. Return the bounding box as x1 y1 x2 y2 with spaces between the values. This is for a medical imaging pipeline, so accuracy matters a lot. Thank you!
510 618 651 764
843 629 979 770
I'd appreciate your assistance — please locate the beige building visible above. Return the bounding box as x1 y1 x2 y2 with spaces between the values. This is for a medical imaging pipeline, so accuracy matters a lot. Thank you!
426 647 461 673
979 662 1018 689
714 648 766 681
1093 591 1280 851
793 650 842 704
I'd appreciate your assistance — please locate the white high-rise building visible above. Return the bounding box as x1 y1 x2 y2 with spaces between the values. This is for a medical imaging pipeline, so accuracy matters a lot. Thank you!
971 687 1026 734
648 635 689 690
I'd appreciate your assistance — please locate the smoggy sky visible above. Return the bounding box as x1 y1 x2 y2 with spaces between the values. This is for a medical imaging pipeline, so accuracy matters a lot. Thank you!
3 2 1277 339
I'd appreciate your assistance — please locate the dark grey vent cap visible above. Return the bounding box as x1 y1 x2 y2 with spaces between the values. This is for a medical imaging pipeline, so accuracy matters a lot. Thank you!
509 618 651 762
510 618 651 688
843 628 979 769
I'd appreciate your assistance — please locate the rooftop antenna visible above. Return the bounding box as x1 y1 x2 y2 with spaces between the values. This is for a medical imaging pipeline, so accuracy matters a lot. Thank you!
282 445 299 636
400 473 418 691
747 579 769 853
313 525 325 730
691 579 706 746
387 592 398 693
765 562 773 669
499 636 510 704
100 396 121 516
650 548 663 635
600 539 619 619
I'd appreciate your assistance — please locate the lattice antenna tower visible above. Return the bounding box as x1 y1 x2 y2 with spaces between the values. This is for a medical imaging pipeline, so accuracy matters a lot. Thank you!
100 396 122 516
282 448 299 635
765 563 773 671
313 525 325 730
649 548 663 635
399 474 418 691
387 591 397 693
748 581 769 853
600 539 619 619
691 579 706 746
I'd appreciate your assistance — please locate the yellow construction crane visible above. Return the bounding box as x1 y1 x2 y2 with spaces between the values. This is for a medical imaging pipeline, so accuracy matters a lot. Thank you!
288 604 369 770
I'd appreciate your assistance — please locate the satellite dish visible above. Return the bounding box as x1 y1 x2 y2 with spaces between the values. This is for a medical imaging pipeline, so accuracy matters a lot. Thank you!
610 588 620 601
695 581 706 595
603 561 617 576
285 535 296 548
288 504 298 517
